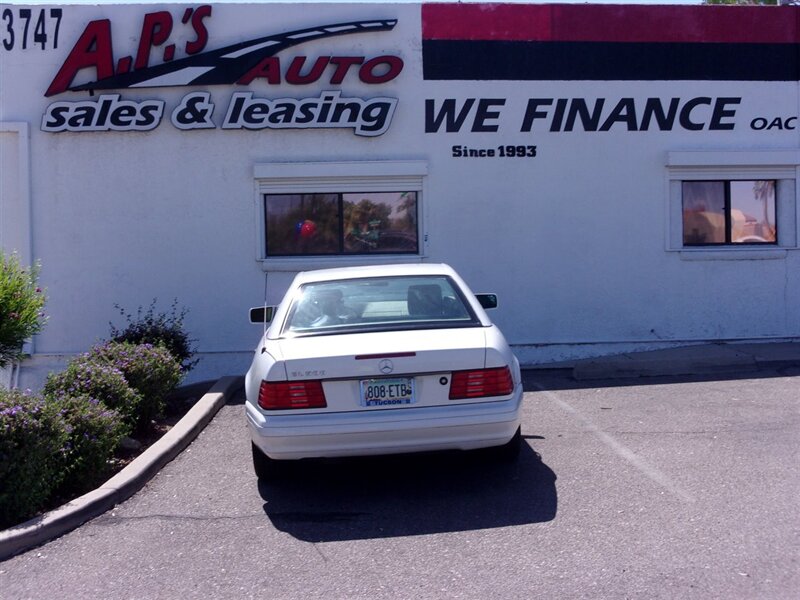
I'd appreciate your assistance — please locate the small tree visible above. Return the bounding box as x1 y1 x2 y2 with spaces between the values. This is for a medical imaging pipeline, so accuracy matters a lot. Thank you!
0 251 47 368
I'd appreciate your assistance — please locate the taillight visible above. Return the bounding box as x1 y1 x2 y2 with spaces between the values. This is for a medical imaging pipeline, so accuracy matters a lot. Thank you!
258 380 327 410
449 366 514 400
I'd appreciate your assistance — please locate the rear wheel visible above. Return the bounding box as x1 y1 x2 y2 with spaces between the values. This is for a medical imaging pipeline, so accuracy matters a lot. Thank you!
252 442 282 481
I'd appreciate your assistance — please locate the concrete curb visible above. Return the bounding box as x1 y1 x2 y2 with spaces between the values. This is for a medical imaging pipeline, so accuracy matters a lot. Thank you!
0 376 243 561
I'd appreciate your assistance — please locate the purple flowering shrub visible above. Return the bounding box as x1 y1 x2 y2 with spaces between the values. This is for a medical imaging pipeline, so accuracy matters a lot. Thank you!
0 251 47 367
2 340 186 528
46 394 127 497
88 342 182 430
0 389 66 528
109 299 198 373
43 359 142 431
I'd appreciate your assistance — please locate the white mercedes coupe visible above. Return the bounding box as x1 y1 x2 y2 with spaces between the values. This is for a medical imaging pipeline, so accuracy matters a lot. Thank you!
244 263 523 479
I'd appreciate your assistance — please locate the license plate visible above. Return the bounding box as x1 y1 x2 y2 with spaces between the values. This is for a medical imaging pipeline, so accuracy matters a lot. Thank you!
359 378 415 407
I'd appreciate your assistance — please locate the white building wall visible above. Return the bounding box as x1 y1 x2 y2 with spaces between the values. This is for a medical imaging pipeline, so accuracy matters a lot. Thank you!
0 2 797 388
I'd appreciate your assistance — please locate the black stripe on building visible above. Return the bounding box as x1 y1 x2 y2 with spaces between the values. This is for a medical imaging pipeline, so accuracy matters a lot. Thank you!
422 40 800 81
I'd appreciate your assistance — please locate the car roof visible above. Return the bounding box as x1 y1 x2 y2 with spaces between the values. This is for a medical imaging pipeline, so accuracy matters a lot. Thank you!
292 263 458 285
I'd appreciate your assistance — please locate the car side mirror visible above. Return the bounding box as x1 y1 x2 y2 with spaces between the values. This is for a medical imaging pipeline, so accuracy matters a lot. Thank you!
250 306 275 323
476 294 498 310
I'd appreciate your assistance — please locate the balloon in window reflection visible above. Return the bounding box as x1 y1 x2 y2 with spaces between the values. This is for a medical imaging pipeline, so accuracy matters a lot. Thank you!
295 220 317 239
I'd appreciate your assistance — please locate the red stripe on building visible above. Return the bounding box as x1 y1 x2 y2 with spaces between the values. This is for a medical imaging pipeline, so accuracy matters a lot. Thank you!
421 3 800 44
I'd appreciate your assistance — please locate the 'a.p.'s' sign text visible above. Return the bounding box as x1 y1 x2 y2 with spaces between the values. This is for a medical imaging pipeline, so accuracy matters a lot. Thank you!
41 6 403 136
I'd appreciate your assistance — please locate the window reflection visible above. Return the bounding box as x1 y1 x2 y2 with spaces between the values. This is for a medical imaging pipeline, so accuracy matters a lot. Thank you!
682 181 726 245
682 180 776 246
265 194 339 256
265 191 418 256
730 181 775 243
343 192 418 254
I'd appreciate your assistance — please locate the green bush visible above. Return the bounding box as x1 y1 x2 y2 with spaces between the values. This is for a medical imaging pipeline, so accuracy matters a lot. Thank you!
0 251 47 367
43 359 142 431
2 336 186 528
88 341 182 429
109 299 198 372
46 394 127 497
0 389 66 529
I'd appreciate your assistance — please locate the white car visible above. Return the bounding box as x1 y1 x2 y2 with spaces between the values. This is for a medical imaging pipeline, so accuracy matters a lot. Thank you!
244 263 523 479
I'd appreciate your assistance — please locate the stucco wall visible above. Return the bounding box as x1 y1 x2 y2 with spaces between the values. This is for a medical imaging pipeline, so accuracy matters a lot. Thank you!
1 2 797 388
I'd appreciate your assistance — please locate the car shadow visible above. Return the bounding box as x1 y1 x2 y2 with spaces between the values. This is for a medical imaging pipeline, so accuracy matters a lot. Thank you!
258 443 557 542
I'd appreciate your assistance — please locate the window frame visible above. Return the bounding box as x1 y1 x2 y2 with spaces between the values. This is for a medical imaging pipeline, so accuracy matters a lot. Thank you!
254 161 428 271
681 179 777 247
263 190 420 257
666 151 799 260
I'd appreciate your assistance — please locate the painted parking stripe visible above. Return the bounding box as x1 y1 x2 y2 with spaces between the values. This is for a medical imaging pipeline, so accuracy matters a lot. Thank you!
533 383 694 503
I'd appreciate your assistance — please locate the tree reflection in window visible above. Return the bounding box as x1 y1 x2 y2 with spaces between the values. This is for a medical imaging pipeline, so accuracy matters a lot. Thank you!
265 191 418 256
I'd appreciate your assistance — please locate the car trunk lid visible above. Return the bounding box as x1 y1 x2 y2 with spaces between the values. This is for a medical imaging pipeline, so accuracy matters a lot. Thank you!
273 327 488 413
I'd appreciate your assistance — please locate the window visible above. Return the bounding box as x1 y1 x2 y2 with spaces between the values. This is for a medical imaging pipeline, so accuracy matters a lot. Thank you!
682 180 776 246
254 161 427 267
264 191 418 256
666 151 798 256
282 275 478 338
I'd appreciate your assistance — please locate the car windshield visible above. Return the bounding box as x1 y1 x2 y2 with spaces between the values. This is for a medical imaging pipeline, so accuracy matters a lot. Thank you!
281 275 480 337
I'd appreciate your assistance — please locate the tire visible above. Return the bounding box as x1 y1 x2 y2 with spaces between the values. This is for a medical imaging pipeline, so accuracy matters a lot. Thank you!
252 442 282 481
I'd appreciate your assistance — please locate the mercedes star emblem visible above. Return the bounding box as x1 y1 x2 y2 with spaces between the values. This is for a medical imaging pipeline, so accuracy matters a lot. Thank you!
378 359 394 374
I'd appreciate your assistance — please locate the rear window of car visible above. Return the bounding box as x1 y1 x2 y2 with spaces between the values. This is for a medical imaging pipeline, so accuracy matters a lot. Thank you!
281 275 480 337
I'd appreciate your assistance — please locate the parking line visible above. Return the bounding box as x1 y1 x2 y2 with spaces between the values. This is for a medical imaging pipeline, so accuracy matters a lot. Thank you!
532 383 695 503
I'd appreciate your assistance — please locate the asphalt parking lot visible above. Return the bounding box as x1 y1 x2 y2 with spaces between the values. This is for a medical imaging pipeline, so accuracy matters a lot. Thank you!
2 368 798 600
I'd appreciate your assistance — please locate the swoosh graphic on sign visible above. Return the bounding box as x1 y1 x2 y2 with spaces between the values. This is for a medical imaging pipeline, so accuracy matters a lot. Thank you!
69 19 398 93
